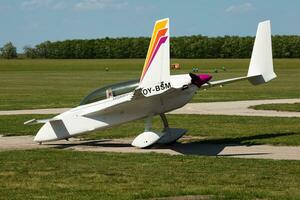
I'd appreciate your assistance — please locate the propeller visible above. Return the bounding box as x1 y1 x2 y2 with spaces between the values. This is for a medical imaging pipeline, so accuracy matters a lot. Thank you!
189 73 212 87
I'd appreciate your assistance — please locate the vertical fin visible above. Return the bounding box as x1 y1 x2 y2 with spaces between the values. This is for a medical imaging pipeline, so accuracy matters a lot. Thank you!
247 20 277 85
139 18 171 97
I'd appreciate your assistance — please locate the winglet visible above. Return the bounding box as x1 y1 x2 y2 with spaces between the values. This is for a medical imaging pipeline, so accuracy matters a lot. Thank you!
138 18 171 97
247 20 277 85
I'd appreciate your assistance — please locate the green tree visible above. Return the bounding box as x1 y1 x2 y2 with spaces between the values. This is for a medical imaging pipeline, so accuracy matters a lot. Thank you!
0 42 17 59
23 45 38 58
19 35 300 59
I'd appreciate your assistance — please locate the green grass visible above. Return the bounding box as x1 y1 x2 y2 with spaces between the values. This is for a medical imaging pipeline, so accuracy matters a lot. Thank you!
0 59 300 110
0 149 299 200
1 59 300 200
0 114 54 136
251 103 300 112
2 114 300 146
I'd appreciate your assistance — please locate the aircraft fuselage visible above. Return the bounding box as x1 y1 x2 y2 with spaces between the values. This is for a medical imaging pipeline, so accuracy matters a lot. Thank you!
34 74 197 142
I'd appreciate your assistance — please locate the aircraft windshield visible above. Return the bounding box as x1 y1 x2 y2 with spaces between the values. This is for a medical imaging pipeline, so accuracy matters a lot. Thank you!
80 79 139 105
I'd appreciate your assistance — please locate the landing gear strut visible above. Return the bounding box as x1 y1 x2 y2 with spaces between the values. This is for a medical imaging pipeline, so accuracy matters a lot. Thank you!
160 113 169 129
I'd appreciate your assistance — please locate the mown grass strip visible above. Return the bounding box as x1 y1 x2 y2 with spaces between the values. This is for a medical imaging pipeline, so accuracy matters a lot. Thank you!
251 103 300 112
0 149 299 199
0 59 300 110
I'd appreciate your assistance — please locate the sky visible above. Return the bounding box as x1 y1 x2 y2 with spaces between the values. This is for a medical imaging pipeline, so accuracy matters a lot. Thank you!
0 0 300 52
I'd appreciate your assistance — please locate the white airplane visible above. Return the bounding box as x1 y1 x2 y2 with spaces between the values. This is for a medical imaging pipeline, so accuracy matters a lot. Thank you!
25 18 276 148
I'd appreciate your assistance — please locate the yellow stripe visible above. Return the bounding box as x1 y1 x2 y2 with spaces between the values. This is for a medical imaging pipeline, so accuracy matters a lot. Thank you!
140 19 168 80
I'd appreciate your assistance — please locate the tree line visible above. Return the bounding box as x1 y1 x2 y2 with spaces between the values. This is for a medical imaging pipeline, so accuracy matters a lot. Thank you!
1 35 300 59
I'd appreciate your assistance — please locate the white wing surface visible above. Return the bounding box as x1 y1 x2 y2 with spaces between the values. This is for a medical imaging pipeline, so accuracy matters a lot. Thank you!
202 20 276 89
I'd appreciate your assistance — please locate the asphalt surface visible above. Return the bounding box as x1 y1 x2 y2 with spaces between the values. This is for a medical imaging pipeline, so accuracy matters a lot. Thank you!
1 135 300 160
1 98 300 117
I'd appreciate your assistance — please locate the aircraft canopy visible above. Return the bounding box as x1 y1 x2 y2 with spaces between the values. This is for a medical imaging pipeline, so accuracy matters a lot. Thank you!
80 79 139 105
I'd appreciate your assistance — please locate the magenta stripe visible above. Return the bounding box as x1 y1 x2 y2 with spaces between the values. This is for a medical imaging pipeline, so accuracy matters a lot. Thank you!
147 36 168 69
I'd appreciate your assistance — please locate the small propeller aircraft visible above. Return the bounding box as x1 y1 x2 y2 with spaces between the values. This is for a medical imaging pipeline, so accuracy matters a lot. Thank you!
25 18 276 148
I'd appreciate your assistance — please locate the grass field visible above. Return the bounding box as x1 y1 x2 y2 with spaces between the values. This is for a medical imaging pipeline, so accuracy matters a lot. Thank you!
251 103 300 112
0 149 299 200
1 59 300 199
2 114 300 146
0 59 300 110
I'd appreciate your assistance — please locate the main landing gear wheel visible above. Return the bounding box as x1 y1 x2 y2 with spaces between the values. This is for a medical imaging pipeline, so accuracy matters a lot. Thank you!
131 114 187 148
157 114 187 145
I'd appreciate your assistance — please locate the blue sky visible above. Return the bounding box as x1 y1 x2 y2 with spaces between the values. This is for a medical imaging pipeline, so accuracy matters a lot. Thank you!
1 0 300 52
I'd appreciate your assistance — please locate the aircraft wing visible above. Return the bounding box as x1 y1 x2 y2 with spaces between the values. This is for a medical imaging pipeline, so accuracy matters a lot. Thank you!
201 21 276 89
81 86 179 117
201 76 248 89
80 93 134 117
201 75 268 89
